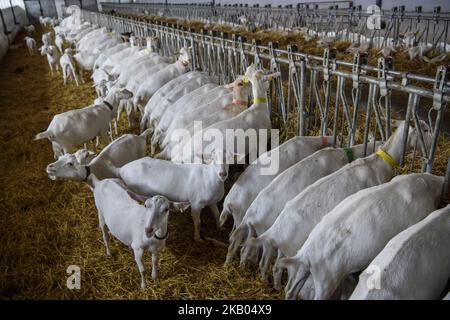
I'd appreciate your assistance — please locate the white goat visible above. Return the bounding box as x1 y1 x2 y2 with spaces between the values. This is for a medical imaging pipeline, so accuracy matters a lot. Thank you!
46 130 152 180
224 136 341 264
132 47 192 108
115 53 159 85
41 32 53 46
145 83 225 134
125 61 170 94
250 121 432 291
171 66 279 163
99 45 142 74
280 173 444 300
157 77 251 155
150 74 220 146
105 150 234 242
141 72 215 125
89 177 187 289
40 45 60 76
221 135 336 236
157 91 233 156
24 37 37 56
350 204 450 300
34 87 132 158
233 142 380 274
60 49 80 85
93 43 129 70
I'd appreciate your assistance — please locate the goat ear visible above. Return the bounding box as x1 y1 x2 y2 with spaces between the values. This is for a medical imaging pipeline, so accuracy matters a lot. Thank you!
127 191 148 204
170 201 190 211
224 82 234 89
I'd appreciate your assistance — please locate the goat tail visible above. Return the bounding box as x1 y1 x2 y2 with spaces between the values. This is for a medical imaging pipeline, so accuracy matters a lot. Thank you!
225 223 249 265
34 130 52 141
278 256 311 300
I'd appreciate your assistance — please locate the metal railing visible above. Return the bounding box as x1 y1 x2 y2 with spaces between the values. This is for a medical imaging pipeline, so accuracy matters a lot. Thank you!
81 10 449 201
99 2 450 52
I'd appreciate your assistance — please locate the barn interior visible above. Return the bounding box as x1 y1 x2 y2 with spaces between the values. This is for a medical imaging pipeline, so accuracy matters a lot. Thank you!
0 0 449 300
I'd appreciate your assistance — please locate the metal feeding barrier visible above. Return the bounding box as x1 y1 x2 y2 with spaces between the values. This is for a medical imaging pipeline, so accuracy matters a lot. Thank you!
80 9 450 204
99 2 450 52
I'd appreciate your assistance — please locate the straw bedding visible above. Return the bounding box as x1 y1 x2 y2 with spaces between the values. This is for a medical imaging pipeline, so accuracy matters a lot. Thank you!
0 27 448 299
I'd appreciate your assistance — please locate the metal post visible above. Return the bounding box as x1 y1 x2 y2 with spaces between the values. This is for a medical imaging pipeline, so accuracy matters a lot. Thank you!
38 0 43 16
9 0 18 25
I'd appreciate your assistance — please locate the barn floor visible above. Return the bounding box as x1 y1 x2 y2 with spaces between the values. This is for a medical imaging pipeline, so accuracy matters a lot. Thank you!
0 32 281 299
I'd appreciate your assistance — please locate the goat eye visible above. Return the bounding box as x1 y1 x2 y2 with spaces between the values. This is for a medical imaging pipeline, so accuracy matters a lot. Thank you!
68 162 73 166
238 83 243 86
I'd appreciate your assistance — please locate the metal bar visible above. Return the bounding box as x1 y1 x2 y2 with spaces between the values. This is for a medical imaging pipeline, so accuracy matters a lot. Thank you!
9 0 17 25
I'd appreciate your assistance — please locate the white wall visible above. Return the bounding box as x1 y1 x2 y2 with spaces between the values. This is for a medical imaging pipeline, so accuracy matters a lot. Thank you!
0 5 27 60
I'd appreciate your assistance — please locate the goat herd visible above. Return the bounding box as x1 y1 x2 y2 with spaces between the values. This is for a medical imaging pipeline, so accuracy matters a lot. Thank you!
22 13 450 300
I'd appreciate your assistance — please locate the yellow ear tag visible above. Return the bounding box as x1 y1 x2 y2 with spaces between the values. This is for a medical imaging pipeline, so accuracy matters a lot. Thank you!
242 77 249 84
268 76 273 81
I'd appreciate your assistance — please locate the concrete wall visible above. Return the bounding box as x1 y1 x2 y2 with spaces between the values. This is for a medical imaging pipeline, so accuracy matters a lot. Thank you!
0 5 27 60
